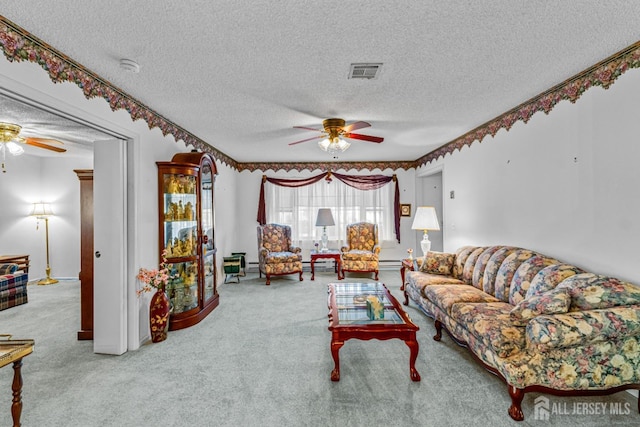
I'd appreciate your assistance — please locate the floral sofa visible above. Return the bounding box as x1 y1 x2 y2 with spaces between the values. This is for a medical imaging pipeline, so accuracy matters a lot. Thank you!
0 263 28 311
403 245 640 421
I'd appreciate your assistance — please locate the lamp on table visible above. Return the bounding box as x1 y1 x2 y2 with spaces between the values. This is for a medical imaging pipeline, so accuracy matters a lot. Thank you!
411 206 440 258
315 208 335 252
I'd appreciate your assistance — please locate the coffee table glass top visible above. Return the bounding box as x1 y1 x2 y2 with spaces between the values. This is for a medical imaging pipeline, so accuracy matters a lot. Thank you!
329 282 405 325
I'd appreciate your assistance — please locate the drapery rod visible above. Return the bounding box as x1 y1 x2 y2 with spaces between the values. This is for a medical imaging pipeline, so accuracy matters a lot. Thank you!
262 172 397 181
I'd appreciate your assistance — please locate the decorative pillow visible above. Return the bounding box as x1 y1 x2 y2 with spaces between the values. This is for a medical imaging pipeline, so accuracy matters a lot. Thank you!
419 251 455 276
510 287 571 326
0 263 18 275
557 274 640 311
525 264 584 299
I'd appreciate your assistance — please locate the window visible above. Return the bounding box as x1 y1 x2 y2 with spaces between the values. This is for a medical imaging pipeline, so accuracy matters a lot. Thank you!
266 179 395 248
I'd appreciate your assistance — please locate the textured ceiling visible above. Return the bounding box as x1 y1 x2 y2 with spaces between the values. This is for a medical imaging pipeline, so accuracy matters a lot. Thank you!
1 1 640 165
0 91 113 158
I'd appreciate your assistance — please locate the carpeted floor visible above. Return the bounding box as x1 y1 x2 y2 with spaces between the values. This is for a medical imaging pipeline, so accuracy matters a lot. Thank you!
0 268 637 426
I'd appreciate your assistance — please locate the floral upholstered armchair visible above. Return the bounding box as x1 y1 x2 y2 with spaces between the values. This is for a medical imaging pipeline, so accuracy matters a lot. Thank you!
340 222 380 280
257 224 303 286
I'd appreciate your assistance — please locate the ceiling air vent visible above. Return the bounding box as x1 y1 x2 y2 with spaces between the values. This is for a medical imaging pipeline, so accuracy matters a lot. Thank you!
348 63 382 80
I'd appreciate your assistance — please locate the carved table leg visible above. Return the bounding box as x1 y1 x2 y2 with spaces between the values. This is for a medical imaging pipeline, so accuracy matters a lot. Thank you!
330 340 344 381
310 259 316 281
11 359 23 427
508 386 525 421
405 337 421 381
433 320 443 341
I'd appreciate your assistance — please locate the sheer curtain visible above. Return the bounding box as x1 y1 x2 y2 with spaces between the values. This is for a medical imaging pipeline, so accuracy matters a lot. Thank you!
266 179 395 250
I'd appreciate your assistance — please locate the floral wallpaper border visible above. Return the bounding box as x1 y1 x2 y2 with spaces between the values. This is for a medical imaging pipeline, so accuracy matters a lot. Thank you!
0 16 238 170
415 41 640 168
1 16 639 173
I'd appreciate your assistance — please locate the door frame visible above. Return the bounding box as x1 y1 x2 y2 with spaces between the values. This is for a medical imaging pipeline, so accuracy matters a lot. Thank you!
416 164 445 251
0 76 142 352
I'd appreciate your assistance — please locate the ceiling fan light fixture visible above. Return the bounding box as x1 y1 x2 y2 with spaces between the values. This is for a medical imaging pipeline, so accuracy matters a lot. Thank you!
318 136 350 154
0 122 22 143
318 138 331 151
6 141 24 156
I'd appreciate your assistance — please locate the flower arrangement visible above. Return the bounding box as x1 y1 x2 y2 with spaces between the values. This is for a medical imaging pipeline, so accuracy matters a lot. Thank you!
136 250 170 296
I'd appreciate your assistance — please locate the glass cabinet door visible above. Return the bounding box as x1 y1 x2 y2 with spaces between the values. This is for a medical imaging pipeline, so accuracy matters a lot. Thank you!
161 172 199 314
157 152 218 331
201 161 216 302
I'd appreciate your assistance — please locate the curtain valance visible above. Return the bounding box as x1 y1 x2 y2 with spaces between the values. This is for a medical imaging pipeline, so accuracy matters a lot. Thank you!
257 171 400 243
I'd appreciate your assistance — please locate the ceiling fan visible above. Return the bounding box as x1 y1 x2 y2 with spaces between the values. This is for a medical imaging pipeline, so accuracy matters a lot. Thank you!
289 118 384 153
0 122 67 173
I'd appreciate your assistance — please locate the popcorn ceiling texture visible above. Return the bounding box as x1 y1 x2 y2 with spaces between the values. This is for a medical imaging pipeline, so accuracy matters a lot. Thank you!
1 1 639 169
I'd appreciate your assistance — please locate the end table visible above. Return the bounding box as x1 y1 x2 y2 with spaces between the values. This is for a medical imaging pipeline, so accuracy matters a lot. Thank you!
310 250 343 280
400 258 417 290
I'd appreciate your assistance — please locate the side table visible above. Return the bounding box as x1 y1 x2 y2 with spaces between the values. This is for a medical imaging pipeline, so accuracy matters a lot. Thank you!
400 258 417 290
0 336 34 427
310 250 343 280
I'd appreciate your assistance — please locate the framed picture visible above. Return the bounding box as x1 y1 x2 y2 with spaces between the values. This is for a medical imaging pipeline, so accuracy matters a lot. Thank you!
400 204 411 217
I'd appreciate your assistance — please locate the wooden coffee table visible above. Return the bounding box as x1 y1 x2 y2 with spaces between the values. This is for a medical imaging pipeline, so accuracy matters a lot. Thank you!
327 282 420 381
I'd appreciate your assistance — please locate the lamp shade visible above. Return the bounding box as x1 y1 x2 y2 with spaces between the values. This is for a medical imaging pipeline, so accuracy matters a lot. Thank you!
315 208 335 227
30 202 54 218
6 141 24 156
411 206 440 231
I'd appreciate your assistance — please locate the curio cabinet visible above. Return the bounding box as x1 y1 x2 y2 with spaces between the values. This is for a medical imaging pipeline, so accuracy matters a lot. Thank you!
157 152 218 330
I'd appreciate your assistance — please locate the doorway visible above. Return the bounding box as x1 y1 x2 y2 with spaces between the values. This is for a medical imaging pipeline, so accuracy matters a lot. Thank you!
416 167 444 252
0 85 135 354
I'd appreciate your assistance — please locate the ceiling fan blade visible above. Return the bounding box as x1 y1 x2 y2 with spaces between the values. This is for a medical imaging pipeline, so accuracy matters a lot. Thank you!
288 135 323 146
293 125 322 132
342 121 371 133
24 138 67 152
344 133 383 143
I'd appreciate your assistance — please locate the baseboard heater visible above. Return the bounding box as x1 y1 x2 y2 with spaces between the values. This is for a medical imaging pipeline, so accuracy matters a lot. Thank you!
244 259 402 273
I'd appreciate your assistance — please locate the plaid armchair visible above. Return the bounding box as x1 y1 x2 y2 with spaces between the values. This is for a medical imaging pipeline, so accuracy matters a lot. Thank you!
257 224 303 286
0 263 28 311
340 222 380 280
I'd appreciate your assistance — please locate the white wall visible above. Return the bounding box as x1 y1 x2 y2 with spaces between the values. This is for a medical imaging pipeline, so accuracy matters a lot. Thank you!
0 152 93 280
235 167 418 267
422 67 640 285
0 57 236 349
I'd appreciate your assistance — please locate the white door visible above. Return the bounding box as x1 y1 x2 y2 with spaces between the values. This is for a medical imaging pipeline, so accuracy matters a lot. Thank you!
93 139 128 355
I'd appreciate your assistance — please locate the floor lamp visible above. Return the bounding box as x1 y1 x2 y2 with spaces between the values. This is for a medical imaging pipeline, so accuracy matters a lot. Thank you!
31 202 58 285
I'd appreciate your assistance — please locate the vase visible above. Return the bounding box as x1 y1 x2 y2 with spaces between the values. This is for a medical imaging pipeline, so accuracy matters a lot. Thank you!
149 289 170 343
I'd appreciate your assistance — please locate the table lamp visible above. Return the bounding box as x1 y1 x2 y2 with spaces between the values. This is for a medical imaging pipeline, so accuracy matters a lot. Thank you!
411 206 440 258
315 208 335 252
